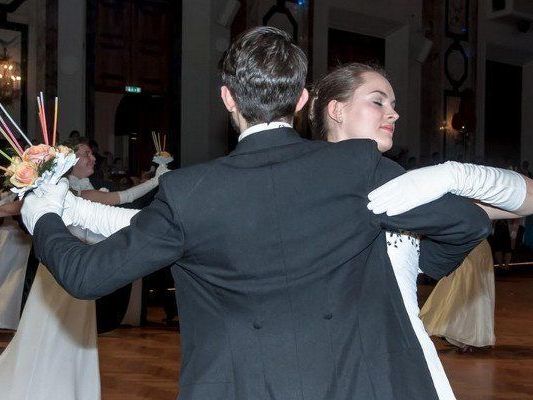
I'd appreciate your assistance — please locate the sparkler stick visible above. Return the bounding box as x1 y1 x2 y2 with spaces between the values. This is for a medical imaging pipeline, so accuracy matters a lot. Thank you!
52 97 58 147
39 93 49 145
152 131 160 153
37 97 47 145
0 126 22 157
0 102 32 146
0 115 23 154
0 148 13 162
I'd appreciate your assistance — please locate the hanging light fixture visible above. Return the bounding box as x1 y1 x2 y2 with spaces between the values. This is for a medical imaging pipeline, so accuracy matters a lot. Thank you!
0 47 21 104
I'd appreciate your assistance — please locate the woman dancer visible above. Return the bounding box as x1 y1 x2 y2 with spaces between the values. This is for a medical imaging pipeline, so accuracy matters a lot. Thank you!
0 139 166 400
309 63 529 399
420 239 495 351
67 139 161 205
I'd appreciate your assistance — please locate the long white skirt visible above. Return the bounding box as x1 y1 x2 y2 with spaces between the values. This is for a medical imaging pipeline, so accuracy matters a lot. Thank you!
0 265 100 400
420 240 495 348
386 232 456 400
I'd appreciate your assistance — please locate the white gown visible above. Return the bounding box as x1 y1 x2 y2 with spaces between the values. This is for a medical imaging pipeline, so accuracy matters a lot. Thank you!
386 231 456 400
0 226 103 400
420 240 495 348
0 177 105 400
0 266 100 400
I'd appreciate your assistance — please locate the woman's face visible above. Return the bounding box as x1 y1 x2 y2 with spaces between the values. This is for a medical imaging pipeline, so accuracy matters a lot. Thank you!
328 72 399 152
71 144 96 178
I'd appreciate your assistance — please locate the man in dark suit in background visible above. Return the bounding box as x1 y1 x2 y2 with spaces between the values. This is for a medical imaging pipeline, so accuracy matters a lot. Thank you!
22 27 490 399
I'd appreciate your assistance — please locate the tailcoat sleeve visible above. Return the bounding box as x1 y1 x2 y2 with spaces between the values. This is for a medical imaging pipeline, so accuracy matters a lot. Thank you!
370 155 492 279
33 177 184 299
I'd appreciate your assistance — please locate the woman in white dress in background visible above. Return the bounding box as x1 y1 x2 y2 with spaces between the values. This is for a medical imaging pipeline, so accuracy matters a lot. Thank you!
309 62 530 399
0 139 165 400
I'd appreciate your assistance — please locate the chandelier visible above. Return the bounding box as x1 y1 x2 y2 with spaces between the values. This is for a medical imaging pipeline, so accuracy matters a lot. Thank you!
0 47 21 104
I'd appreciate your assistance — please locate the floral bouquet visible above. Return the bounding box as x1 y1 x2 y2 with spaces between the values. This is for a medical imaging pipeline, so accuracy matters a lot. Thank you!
0 93 78 198
151 131 173 165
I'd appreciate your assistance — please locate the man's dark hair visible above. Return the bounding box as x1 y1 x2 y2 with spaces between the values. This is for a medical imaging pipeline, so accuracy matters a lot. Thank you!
220 26 308 125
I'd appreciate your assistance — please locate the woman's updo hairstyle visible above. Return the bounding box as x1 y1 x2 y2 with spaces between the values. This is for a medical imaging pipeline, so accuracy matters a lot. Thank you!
309 63 387 140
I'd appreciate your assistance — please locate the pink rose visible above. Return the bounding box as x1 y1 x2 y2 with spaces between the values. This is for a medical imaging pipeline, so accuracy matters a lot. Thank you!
9 161 38 187
22 144 55 165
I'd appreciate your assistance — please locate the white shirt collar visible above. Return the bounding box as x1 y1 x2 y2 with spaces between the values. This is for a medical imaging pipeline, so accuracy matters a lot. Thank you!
238 122 292 142
68 175 94 192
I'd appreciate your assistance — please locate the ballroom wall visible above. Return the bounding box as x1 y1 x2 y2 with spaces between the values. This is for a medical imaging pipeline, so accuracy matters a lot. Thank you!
57 0 86 140
14 0 531 167
3 0 83 143
5 0 46 142
523 62 533 165
477 0 533 165
313 0 423 158
180 0 230 166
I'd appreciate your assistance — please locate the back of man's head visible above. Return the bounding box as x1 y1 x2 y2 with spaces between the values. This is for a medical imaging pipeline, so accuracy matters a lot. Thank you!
221 26 308 125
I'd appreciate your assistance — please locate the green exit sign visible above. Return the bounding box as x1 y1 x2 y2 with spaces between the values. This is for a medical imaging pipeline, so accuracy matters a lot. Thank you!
125 85 142 93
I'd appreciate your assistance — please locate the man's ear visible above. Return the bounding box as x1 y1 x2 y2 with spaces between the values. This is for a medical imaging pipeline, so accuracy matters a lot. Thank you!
221 86 237 112
295 88 309 113
327 100 344 124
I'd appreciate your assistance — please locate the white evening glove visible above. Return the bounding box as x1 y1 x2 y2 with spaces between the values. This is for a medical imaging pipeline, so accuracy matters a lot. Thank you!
21 178 70 234
155 163 170 178
117 165 170 204
368 161 527 216
63 191 140 237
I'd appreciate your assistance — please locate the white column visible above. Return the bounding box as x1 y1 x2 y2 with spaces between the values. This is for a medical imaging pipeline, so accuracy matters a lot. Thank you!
57 0 86 141
385 26 411 154
522 62 533 164
181 0 230 166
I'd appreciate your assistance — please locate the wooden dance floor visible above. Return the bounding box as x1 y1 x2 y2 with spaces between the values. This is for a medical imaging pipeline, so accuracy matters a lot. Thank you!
2 268 533 399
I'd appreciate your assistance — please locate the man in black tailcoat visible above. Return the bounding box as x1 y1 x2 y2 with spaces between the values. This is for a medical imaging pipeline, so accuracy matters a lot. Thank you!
22 27 490 399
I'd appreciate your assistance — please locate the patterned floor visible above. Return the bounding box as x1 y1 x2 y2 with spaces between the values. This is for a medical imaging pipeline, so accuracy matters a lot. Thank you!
2 269 533 399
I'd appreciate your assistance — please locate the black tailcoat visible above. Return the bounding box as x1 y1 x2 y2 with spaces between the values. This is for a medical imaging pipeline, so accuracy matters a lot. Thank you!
34 128 491 399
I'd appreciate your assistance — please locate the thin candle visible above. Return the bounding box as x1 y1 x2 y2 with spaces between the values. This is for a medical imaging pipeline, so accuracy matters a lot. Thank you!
36 97 43 132
0 102 32 146
0 127 22 157
0 148 13 162
0 115 23 154
52 97 58 147
40 92 49 141
37 96 48 145
37 107 46 144
39 93 49 145
162 134 166 152
152 131 160 153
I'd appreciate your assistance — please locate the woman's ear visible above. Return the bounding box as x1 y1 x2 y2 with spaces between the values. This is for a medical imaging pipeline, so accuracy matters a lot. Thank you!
327 100 344 124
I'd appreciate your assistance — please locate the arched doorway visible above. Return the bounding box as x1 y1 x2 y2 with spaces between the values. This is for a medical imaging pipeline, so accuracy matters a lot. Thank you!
115 93 177 176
